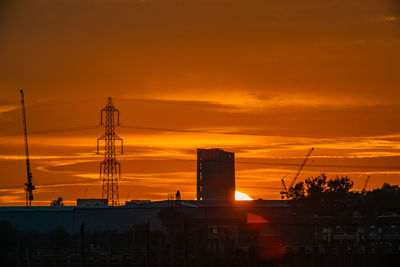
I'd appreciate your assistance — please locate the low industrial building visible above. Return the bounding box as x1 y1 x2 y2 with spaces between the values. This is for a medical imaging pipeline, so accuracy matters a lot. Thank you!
1 200 399 266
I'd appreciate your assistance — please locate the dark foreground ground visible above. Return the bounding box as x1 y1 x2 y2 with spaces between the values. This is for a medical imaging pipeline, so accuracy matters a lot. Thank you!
5 244 400 267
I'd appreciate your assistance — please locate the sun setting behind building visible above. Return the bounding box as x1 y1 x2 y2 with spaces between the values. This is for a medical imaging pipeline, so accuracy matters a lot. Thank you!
235 191 253 200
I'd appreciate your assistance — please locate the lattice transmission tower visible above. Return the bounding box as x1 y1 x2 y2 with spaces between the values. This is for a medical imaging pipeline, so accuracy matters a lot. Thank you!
97 97 123 206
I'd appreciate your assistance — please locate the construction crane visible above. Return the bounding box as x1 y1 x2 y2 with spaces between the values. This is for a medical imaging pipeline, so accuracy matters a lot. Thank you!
20 90 35 206
280 148 314 199
280 178 288 199
362 175 371 193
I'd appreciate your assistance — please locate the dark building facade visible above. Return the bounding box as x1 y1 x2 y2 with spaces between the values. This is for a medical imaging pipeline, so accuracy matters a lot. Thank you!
197 148 235 201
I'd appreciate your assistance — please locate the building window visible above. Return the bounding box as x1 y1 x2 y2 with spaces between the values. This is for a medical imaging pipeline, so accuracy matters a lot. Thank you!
200 186 203 191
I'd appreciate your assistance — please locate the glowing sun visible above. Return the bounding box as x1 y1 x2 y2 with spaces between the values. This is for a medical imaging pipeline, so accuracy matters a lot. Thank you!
235 191 253 200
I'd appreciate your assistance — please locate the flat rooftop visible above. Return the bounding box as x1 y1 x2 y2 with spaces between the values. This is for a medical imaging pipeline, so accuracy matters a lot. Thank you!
0 199 289 210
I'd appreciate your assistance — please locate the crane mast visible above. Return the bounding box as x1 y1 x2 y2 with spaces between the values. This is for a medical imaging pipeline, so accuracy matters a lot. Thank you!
20 90 35 206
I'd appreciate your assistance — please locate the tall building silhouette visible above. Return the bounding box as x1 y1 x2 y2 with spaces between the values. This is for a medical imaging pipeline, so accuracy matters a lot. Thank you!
197 148 235 201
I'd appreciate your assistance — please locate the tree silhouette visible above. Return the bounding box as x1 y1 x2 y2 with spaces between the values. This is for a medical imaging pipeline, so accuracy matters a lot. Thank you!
358 183 400 216
289 174 400 219
288 174 357 215
50 197 64 206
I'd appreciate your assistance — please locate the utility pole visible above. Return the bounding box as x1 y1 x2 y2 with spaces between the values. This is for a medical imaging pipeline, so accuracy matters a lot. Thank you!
20 90 35 206
97 97 123 206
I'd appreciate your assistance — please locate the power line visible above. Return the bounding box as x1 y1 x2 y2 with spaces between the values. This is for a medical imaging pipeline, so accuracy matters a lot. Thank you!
0 123 397 143
25 98 106 108
28 125 99 135
0 123 278 138
120 125 273 137
0 126 99 138
164 158 400 170
0 161 26 165
0 122 398 170
1 156 400 170
10 97 400 114
119 157 400 170
0 123 286 138
235 161 400 170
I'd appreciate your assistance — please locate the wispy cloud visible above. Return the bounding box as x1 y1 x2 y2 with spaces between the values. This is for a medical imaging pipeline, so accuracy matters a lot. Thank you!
383 16 400 22
0 105 19 113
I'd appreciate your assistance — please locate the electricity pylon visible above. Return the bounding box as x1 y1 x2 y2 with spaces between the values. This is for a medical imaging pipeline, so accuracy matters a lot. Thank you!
97 97 123 206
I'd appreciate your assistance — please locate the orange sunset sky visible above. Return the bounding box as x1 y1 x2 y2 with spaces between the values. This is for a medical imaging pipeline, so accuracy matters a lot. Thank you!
0 0 400 206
